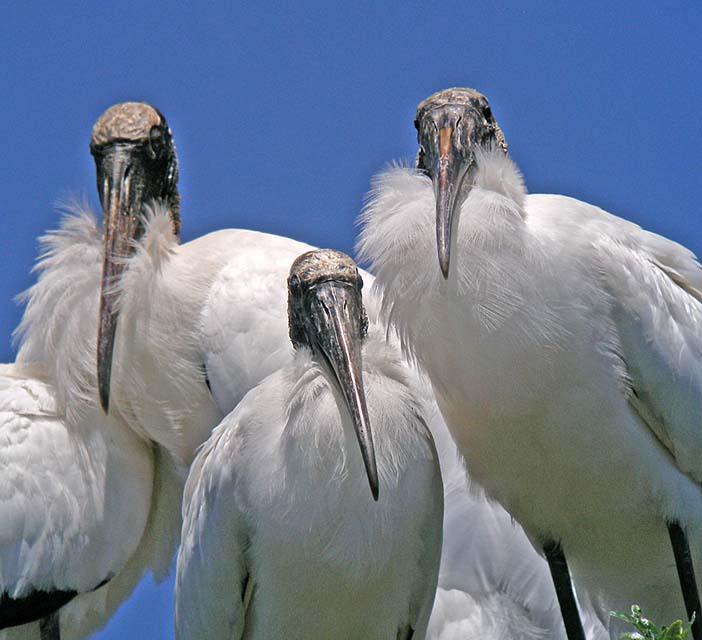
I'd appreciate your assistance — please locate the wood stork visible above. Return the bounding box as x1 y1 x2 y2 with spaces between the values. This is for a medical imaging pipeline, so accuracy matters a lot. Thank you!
0 363 155 640
0 103 184 640
83 104 609 637
101 197 607 639
3 98 605 639
357 87 702 639
174 248 443 639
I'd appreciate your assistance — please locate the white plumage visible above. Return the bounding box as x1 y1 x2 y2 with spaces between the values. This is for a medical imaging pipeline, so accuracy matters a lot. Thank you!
102 202 605 638
175 296 444 638
2 97 580 639
0 363 151 598
1 204 182 640
357 140 702 635
2 160 605 639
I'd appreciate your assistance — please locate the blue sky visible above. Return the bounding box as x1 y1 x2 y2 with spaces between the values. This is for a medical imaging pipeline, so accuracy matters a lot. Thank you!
1 2 700 638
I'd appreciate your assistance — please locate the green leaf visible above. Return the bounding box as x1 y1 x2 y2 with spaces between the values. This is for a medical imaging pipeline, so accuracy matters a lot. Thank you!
611 606 694 640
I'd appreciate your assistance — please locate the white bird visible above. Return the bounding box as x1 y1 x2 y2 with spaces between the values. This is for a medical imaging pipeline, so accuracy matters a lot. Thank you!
103 198 610 639
174 249 444 639
83 109 608 637
0 362 155 640
3 98 605 639
0 103 185 640
357 87 702 639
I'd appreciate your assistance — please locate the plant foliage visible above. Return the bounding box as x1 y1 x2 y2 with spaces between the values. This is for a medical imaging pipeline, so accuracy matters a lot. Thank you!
611 605 695 640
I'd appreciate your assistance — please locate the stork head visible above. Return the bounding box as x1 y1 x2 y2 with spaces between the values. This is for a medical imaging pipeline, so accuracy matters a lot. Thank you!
90 102 180 413
288 250 379 501
415 88 507 278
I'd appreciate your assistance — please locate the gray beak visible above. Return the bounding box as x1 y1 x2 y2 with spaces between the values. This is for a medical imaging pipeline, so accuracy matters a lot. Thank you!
433 126 476 280
95 145 144 413
308 281 379 501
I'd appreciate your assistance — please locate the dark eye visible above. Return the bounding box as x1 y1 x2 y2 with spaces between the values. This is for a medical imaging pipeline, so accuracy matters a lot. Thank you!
416 146 429 174
147 125 166 159
150 125 163 147
415 146 429 175
145 126 162 159
483 106 493 121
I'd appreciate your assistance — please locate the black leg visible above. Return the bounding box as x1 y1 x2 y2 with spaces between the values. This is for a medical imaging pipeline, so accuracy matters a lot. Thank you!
39 612 60 640
543 538 586 640
668 521 702 640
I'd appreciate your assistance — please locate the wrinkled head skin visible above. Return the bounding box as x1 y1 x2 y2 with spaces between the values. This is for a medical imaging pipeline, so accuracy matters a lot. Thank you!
288 249 378 501
415 88 507 278
91 102 180 413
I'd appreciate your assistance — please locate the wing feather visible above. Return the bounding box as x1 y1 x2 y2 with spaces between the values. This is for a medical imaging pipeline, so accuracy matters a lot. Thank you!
175 418 250 640
199 236 313 415
528 194 702 481
595 222 702 481
0 364 153 600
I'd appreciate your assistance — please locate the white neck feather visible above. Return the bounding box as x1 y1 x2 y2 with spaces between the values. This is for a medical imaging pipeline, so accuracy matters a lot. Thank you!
109 203 223 460
15 200 103 420
473 145 527 208
356 149 559 370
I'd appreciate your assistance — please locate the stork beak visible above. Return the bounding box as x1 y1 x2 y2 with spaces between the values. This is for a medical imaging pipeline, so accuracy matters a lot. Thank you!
309 281 379 501
95 145 144 413
433 127 476 279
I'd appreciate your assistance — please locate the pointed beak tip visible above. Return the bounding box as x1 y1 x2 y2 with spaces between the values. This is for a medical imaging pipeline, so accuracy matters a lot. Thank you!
438 252 450 279
97 347 113 414
99 389 110 414
370 479 379 502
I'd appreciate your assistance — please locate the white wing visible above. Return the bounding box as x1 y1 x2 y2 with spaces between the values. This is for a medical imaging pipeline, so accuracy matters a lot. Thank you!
175 417 250 640
0 363 153 602
58 446 183 640
598 229 702 480
199 231 314 414
528 194 702 482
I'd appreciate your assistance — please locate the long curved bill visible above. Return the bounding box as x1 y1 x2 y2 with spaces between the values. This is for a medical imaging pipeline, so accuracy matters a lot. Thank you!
96 146 142 413
309 281 379 501
433 127 476 280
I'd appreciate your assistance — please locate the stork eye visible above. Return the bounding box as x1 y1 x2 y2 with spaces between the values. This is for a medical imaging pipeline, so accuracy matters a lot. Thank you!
147 126 163 159
150 126 162 143
416 146 429 174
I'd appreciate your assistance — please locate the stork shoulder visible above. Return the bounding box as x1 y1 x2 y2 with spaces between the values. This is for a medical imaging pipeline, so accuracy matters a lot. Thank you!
525 193 702 293
199 233 314 414
530 194 702 479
